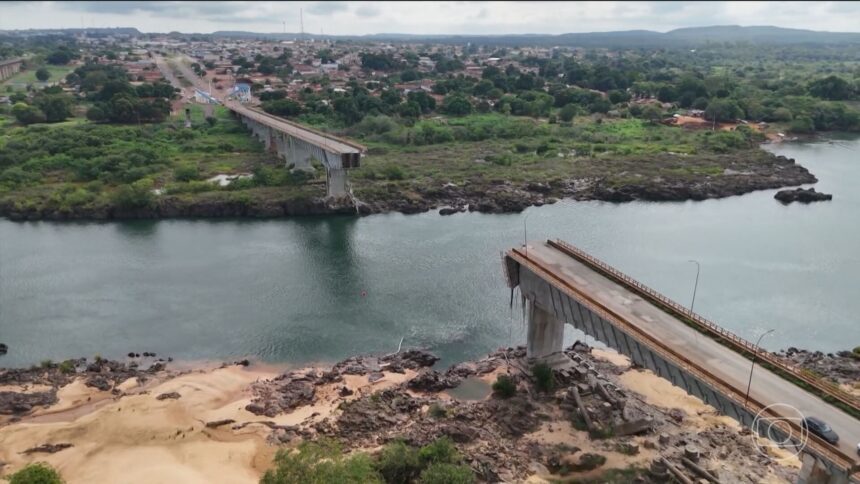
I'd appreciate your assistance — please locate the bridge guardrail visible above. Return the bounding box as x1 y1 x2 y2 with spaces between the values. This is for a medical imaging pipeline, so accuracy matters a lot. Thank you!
546 239 860 414
508 248 857 473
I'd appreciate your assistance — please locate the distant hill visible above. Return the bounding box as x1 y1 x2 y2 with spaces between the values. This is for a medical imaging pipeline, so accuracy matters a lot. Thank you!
0 27 140 37
3 25 860 47
211 25 860 47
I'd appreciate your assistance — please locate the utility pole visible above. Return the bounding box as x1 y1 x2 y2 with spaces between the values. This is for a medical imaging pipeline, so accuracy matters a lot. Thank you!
744 329 775 406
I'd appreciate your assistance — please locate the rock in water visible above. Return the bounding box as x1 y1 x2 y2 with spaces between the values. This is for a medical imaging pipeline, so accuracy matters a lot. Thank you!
0 343 7 355
774 188 832 204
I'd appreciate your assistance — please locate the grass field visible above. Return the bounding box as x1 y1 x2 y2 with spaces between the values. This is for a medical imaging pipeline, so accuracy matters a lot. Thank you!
2 64 75 91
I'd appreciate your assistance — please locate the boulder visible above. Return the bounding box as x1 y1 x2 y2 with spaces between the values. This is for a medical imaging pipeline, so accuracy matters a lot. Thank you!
774 188 832 204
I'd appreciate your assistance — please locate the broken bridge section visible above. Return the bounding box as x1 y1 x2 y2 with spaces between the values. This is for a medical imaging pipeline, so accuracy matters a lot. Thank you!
503 239 859 484
235 105 364 199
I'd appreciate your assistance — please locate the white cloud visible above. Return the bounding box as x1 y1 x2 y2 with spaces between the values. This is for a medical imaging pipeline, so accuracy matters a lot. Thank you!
0 1 857 35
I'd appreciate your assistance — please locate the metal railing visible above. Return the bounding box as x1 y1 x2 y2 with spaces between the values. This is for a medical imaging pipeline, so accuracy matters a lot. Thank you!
546 239 860 413
509 248 857 472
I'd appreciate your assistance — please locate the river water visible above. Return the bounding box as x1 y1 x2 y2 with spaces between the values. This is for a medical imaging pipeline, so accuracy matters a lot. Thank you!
1 136 858 368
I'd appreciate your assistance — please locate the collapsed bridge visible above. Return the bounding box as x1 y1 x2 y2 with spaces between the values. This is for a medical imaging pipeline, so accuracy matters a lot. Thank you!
503 239 860 484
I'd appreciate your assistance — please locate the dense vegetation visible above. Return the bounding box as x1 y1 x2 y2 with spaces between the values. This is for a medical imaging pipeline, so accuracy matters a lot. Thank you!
260 437 474 484
251 43 860 136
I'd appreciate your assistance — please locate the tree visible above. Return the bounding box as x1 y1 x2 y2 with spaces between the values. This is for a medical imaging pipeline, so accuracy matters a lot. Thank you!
397 101 421 119
46 48 74 65
641 104 663 124
33 93 73 123
808 75 855 101
558 103 579 122
11 102 46 125
705 99 742 122
441 95 472 116
35 67 51 82
262 98 303 117
407 91 436 114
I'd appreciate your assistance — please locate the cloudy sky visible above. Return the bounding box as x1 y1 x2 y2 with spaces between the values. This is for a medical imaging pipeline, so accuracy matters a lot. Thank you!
1 1 858 35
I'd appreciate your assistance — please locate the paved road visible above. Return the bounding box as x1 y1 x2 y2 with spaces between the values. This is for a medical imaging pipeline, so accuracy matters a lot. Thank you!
526 241 860 461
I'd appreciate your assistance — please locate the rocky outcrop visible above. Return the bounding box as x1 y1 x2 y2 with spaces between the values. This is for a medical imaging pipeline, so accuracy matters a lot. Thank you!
775 347 860 388
774 187 833 204
0 356 170 415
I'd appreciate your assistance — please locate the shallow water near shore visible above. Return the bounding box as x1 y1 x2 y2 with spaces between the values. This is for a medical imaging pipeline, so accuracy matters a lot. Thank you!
1 135 859 368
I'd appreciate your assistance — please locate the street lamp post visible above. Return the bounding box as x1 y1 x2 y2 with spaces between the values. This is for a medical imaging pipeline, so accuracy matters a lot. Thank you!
687 260 700 315
744 328 775 406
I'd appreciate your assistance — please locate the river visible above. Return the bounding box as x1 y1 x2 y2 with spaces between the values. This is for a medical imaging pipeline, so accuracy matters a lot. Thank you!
1 136 858 368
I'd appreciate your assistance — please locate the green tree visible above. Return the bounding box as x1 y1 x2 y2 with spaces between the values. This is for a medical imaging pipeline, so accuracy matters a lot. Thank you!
705 99 742 122
33 93 73 123
808 75 855 101
35 67 51 82
261 440 382 484
641 104 664 124
559 103 579 122
11 102 46 125
789 116 816 134
441 95 472 116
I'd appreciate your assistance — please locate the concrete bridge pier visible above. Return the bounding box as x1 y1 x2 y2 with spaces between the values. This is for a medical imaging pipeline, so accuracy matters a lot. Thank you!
525 300 570 368
326 167 349 198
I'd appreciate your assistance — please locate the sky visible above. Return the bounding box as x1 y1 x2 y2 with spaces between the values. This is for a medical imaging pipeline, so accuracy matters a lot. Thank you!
1 1 859 36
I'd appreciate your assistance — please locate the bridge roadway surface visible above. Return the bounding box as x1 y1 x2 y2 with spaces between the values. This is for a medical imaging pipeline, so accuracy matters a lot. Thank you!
156 55 361 156
523 240 860 461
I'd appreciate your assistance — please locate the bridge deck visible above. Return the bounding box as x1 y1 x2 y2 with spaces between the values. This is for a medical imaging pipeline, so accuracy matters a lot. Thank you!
227 102 364 155
524 240 860 461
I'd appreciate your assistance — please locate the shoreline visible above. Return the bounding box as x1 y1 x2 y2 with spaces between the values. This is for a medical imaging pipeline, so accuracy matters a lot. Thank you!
3 344 854 483
0 152 816 222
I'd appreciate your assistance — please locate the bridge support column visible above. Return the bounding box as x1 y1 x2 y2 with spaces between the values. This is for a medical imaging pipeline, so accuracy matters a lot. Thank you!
327 168 348 198
526 301 569 367
798 454 850 484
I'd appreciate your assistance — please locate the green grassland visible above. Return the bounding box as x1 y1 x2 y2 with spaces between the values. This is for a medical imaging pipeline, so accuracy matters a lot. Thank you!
2 64 75 91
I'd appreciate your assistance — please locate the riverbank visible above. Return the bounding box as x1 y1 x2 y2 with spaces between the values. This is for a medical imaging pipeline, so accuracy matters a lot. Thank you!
0 345 804 483
0 149 815 221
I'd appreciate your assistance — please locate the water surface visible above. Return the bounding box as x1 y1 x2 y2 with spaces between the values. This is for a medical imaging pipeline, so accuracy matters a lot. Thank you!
1 136 858 367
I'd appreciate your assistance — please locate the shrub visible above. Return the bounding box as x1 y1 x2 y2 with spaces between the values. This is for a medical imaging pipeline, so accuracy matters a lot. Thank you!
8 462 64 484
174 163 200 182
418 463 475 484
381 164 406 180
486 153 513 166
40 359 54 369
260 440 382 484
58 360 76 374
112 179 154 209
375 440 421 484
532 362 555 393
492 374 516 398
205 116 217 127
428 403 447 419
418 437 460 467
514 142 532 153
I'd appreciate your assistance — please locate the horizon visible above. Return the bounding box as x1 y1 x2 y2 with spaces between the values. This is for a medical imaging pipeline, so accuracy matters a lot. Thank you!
1 1 859 36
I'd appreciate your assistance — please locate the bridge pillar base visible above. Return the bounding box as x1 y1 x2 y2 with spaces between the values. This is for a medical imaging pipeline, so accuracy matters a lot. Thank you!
326 168 349 199
798 453 850 484
526 302 570 368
